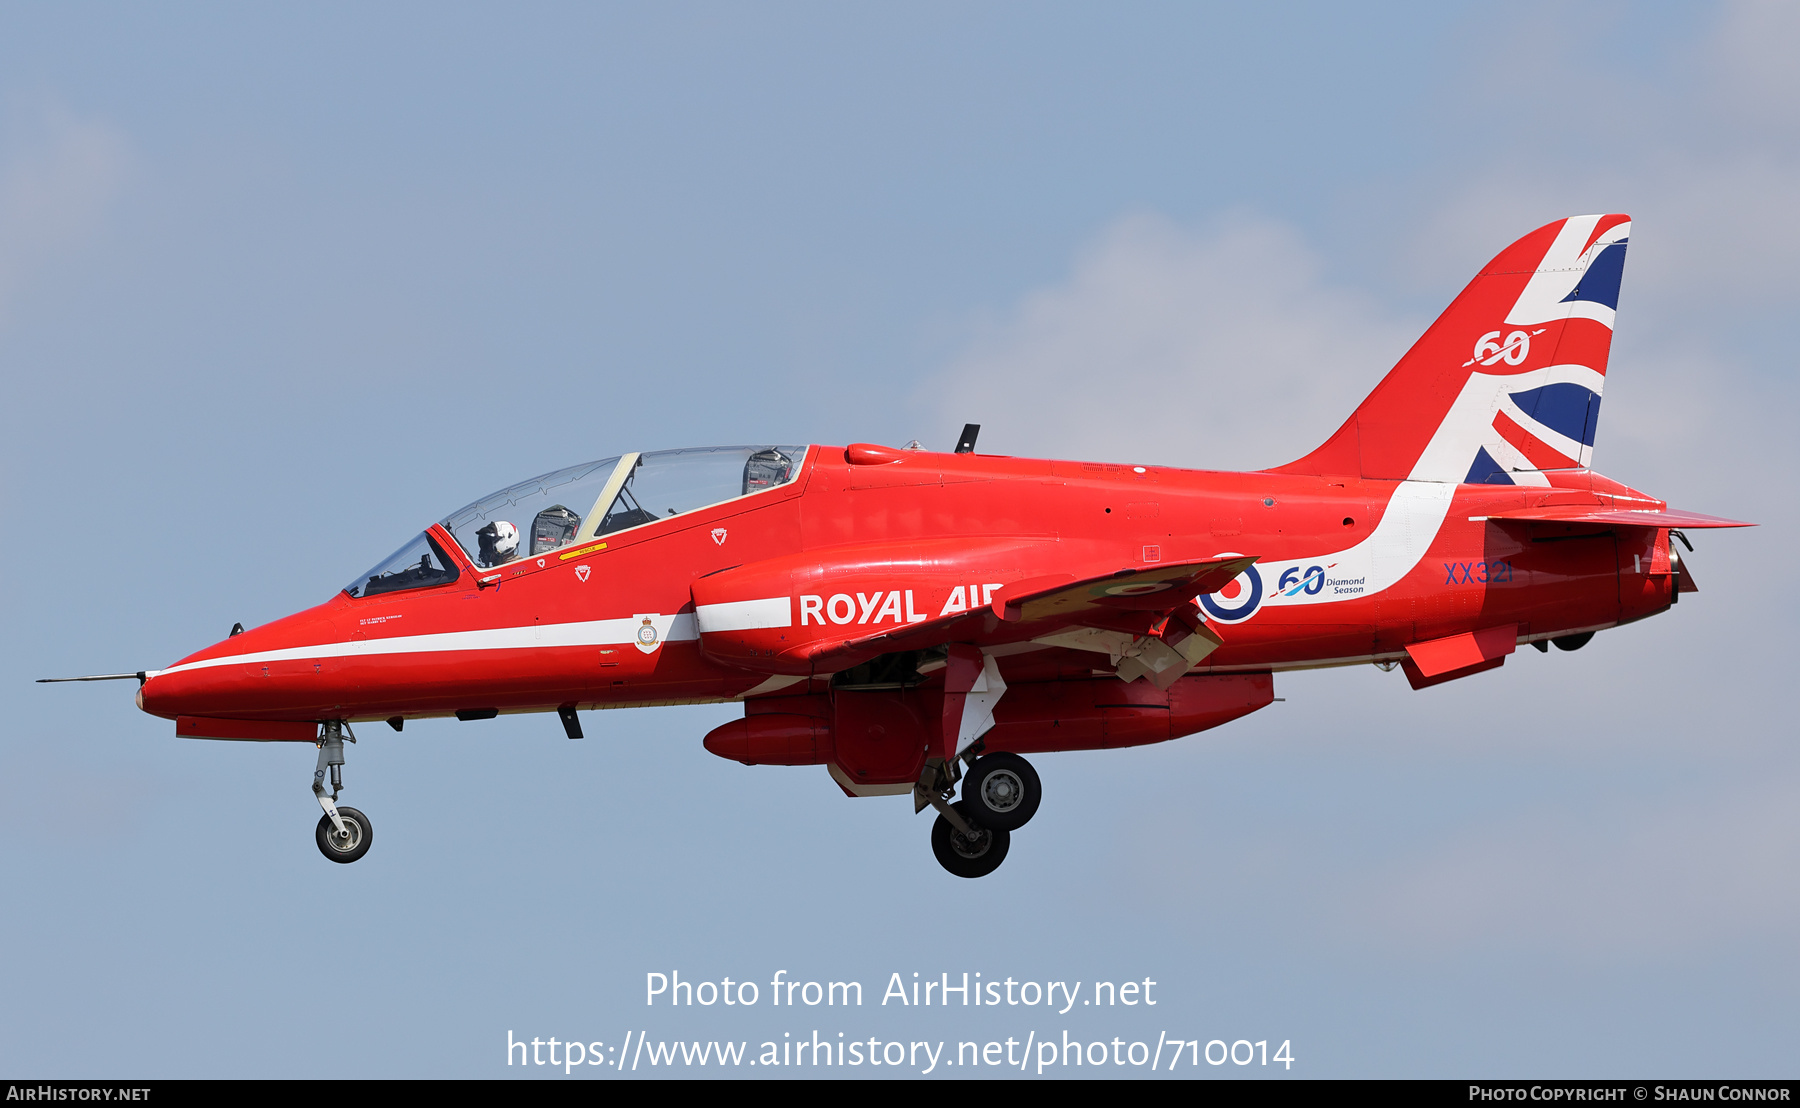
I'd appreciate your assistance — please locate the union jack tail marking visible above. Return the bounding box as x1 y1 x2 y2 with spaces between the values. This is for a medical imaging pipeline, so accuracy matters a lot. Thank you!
1274 213 1629 487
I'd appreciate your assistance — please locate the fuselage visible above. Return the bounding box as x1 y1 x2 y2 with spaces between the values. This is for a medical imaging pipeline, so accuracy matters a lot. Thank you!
139 442 1678 726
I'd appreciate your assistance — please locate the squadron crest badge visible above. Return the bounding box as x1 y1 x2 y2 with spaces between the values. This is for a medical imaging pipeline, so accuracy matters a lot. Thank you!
633 615 662 654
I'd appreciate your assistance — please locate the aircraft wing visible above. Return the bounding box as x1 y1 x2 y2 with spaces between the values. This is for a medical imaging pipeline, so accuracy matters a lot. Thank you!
989 556 1255 623
1471 506 1754 528
807 556 1256 682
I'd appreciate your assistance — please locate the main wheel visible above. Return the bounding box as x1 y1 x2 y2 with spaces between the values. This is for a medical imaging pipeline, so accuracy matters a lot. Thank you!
315 806 373 864
1552 631 1595 652
962 752 1041 831
931 800 1010 878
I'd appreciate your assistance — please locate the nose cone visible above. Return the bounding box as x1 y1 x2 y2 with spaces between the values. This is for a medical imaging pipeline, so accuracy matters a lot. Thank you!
137 665 214 720
139 604 345 721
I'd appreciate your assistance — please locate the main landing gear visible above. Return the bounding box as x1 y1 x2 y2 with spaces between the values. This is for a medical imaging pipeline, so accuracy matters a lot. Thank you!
312 721 373 864
921 749 1043 879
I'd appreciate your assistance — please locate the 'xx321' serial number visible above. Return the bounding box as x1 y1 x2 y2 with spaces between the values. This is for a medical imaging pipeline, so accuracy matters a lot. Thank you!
1444 560 1513 584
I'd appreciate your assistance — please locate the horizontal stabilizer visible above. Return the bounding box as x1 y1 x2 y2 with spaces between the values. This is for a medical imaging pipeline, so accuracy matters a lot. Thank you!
1471 507 1753 529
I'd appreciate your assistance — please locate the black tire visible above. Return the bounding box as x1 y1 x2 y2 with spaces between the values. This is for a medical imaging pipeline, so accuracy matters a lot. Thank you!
930 800 1010 878
962 752 1041 831
316 806 373 864
1552 631 1595 652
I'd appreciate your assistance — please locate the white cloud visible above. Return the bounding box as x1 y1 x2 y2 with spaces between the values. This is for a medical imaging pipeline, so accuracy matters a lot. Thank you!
0 106 128 325
924 211 1421 471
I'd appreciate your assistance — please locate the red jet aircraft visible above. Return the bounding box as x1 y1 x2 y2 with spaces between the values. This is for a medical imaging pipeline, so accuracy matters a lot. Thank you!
45 213 1751 876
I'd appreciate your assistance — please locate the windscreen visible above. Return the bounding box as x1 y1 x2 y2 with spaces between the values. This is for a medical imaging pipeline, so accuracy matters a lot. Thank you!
345 532 460 598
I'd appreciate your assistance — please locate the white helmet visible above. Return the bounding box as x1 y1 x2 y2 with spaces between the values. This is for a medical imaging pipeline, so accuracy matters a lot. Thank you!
476 520 520 565
492 520 518 558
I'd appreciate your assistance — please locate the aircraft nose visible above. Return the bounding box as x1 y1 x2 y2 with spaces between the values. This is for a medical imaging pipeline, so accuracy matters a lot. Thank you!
139 604 348 721
137 667 198 720
134 671 182 717
138 653 272 720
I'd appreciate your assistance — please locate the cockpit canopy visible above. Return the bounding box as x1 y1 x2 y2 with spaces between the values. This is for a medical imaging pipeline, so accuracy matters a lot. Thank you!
442 446 806 568
344 446 806 597
344 531 460 599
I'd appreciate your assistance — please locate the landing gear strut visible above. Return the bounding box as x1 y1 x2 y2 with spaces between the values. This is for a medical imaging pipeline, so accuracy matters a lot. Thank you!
922 748 1042 878
312 721 373 864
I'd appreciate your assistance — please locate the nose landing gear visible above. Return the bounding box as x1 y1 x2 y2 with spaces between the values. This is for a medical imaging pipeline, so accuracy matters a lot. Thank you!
922 749 1042 878
312 721 373 864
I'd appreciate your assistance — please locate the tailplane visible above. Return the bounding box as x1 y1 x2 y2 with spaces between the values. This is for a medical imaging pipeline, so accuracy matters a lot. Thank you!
1275 214 1629 486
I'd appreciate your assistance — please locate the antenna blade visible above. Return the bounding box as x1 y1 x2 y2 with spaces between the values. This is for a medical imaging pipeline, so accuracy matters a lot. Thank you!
955 424 980 453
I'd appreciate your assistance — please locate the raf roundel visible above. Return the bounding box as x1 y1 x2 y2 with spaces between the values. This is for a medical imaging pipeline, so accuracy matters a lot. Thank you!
1198 565 1263 624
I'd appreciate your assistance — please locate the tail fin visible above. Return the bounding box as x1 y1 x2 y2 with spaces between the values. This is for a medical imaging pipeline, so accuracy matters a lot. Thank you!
1274 214 1629 485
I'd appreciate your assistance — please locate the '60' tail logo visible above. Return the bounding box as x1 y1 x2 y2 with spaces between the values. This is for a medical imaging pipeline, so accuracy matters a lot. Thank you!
1198 565 1263 624
1465 329 1538 367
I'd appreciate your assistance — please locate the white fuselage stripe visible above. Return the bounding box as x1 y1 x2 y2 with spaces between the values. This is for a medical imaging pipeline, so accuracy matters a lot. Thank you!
158 614 700 676
1251 479 1456 612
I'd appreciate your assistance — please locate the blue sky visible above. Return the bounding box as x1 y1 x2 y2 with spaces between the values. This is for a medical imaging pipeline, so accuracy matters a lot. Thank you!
1 2 1793 1078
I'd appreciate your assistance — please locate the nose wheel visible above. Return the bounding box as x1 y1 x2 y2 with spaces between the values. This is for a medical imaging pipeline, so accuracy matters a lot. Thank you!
923 751 1041 878
311 721 373 864
316 806 373 863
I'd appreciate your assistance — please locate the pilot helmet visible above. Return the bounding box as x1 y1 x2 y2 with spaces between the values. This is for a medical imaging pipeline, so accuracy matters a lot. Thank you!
475 520 520 565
